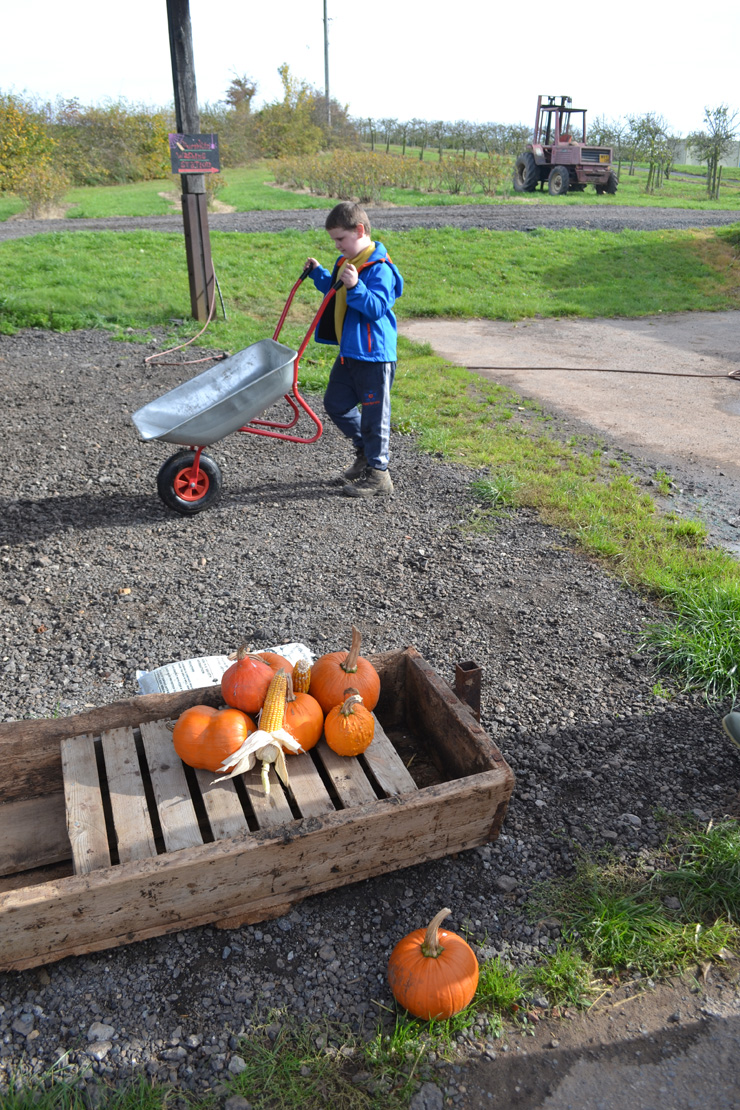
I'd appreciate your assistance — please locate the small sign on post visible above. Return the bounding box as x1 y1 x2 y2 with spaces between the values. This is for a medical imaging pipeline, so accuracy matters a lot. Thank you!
169 133 220 175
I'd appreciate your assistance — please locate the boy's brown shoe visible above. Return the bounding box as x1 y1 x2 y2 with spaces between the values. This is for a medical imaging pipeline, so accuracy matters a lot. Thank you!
338 450 368 483
342 467 394 498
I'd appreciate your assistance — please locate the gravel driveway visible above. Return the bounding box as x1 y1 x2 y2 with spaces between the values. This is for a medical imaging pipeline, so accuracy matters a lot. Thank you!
2 201 740 241
1 206 739 1107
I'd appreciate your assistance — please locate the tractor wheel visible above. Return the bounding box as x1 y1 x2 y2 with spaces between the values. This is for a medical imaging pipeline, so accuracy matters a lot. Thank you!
513 152 539 192
157 450 223 516
596 173 618 196
547 165 570 196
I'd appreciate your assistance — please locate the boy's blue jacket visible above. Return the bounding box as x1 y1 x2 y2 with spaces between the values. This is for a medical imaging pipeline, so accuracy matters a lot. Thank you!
310 241 403 362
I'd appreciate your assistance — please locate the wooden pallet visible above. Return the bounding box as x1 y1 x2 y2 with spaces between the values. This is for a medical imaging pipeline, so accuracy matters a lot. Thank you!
60 718 416 876
0 648 514 971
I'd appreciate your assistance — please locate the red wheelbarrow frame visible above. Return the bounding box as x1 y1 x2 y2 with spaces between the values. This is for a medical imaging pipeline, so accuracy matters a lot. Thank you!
178 268 340 506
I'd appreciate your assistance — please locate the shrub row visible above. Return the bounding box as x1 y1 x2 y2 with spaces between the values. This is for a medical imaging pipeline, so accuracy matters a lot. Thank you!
273 150 513 202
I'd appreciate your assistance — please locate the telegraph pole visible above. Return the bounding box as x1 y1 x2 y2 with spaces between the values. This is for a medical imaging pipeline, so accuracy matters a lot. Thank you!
166 0 215 322
323 0 331 128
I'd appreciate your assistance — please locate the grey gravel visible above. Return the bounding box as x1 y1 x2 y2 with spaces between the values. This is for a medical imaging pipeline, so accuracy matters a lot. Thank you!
1 239 740 1101
2 203 740 244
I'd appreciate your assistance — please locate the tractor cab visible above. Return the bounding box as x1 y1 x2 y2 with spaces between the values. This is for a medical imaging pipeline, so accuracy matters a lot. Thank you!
534 95 587 150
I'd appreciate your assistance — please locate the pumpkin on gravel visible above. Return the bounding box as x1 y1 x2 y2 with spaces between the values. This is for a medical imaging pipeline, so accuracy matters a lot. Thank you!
387 908 479 1020
172 705 256 773
309 626 380 714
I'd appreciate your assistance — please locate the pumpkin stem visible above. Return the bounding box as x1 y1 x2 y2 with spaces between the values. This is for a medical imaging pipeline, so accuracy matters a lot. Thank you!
340 692 364 717
421 908 452 959
341 625 363 674
286 670 297 704
236 643 268 664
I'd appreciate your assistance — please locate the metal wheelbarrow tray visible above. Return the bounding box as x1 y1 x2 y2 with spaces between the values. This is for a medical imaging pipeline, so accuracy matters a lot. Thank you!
0 649 514 971
132 338 299 447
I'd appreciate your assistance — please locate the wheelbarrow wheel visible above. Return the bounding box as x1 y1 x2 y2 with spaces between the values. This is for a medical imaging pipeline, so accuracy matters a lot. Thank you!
157 451 223 515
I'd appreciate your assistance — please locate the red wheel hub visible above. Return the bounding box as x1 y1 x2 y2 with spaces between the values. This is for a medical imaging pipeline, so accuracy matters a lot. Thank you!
173 465 209 502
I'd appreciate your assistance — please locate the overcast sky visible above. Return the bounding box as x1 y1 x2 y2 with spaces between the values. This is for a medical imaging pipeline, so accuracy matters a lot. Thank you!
4 1 739 138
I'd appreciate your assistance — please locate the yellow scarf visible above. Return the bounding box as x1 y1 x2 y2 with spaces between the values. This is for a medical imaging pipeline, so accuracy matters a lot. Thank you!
334 243 376 342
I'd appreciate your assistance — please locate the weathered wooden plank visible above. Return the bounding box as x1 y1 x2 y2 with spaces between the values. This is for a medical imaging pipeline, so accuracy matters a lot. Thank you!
0 653 403 804
60 734 111 875
315 740 377 807
243 771 294 828
0 794 69 877
194 769 249 841
0 685 224 804
363 717 417 797
100 726 157 864
139 721 202 853
406 649 510 778
0 770 512 971
283 752 335 818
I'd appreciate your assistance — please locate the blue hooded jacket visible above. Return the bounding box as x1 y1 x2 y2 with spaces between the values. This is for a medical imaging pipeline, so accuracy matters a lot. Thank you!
310 241 403 362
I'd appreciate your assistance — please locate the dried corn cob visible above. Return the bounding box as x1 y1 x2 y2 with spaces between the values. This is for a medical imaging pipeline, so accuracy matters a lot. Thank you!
292 657 311 694
259 668 288 732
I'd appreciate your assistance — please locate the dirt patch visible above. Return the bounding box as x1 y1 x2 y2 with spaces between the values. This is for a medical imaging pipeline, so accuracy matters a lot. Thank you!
7 202 72 221
157 189 235 214
457 962 740 1109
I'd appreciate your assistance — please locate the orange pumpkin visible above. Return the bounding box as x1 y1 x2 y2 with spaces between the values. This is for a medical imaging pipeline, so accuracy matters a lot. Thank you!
309 626 380 714
221 646 274 715
258 650 292 673
387 909 479 1020
282 672 324 753
324 691 374 757
172 705 256 773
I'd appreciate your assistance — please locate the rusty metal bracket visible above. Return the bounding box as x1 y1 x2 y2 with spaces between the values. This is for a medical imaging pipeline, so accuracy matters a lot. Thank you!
455 660 482 721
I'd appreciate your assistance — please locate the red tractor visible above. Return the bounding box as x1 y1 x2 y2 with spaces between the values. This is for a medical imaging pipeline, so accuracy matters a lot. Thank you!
513 95 617 196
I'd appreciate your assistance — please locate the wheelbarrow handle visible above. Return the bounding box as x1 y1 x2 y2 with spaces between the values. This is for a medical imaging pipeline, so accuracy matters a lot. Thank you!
299 265 342 292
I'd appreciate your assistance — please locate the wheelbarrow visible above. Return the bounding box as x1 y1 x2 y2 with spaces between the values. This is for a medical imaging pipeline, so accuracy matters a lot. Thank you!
132 267 340 515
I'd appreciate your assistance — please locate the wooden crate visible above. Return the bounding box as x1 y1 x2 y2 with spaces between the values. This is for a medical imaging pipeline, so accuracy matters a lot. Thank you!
0 648 514 972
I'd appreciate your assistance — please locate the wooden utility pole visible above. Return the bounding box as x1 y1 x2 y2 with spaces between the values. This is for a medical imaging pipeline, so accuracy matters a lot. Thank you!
166 0 215 322
323 0 331 128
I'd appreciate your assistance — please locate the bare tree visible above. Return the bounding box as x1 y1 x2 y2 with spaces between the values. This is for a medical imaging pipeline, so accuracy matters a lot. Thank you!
687 105 739 199
224 73 258 112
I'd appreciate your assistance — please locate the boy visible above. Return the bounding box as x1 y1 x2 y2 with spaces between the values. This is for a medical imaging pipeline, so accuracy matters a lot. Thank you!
305 202 404 498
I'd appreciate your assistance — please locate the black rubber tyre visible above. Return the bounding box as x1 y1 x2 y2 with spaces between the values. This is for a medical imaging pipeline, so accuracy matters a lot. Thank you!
513 152 539 192
156 451 223 515
547 165 570 196
596 172 618 196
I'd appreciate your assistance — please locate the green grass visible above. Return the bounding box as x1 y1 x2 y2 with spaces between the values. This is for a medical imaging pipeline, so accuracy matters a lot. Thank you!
533 820 740 979
3 224 740 339
63 179 179 218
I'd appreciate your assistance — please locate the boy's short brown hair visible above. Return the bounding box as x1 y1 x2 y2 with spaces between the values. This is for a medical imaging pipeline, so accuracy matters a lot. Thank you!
325 201 371 236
